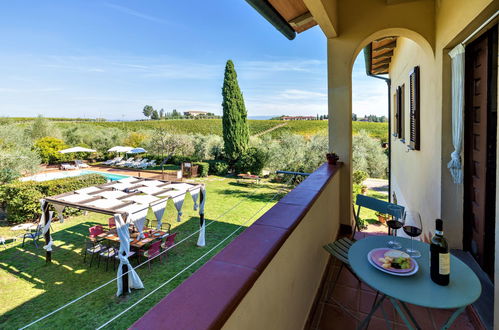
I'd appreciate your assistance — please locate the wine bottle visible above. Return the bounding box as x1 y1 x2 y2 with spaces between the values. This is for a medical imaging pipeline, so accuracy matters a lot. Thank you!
430 219 449 285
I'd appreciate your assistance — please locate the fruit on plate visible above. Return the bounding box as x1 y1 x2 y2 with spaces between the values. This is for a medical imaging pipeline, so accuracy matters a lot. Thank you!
377 250 411 269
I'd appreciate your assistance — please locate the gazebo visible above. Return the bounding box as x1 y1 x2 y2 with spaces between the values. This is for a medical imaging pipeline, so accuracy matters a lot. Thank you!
38 176 206 295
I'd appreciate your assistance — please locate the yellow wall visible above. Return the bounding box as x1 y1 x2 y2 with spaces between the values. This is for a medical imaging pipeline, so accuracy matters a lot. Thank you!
222 173 340 330
389 37 441 242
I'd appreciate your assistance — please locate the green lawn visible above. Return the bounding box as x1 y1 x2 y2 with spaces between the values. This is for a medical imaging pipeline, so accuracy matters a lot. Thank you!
0 176 289 329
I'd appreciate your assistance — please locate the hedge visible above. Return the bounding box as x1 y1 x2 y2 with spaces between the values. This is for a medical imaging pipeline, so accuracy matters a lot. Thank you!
193 162 209 177
207 160 229 176
0 174 107 223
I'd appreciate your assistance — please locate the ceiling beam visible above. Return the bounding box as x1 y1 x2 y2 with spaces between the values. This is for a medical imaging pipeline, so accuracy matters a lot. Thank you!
303 0 338 38
372 64 390 73
374 41 397 51
372 59 391 68
372 50 394 60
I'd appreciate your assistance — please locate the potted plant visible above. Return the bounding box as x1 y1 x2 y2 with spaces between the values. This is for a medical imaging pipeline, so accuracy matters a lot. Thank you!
361 184 368 194
326 152 339 165
375 211 388 224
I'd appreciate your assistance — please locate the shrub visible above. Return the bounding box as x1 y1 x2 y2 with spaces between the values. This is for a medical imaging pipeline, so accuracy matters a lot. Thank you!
352 130 388 178
208 160 229 176
353 170 368 185
193 162 209 177
34 137 67 164
234 147 268 175
0 174 107 223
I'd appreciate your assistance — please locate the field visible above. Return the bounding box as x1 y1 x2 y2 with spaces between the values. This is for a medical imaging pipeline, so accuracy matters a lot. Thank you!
0 176 289 329
2 117 388 141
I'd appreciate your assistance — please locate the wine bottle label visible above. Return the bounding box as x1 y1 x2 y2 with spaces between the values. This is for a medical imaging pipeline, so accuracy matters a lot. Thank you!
439 253 450 275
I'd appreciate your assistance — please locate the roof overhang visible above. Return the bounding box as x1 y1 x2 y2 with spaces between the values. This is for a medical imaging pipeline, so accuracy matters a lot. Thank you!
364 36 397 76
245 0 334 40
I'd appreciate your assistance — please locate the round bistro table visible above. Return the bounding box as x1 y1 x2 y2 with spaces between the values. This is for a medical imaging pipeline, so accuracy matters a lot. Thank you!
348 236 481 330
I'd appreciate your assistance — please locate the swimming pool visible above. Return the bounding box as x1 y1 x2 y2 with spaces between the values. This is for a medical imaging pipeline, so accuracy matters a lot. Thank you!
20 170 130 182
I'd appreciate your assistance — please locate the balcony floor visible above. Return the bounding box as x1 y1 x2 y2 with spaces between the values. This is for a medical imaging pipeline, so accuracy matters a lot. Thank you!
308 233 477 330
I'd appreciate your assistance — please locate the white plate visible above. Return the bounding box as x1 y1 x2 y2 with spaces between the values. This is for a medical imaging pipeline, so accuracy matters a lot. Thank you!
367 249 419 276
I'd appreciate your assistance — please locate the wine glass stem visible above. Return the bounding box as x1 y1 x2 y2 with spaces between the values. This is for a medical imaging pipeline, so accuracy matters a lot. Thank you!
411 237 413 251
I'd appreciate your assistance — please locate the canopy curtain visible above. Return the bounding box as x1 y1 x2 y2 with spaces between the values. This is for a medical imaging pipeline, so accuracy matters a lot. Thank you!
151 201 167 230
115 214 143 296
197 187 207 247
447 44 465 184
39 199 54 251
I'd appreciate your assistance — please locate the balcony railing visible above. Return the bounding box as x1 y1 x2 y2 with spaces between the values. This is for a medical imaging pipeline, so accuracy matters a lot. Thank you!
131 163 342 329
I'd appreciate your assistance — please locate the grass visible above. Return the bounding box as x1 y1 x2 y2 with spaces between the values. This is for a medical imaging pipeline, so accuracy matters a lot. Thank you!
0 176 289 329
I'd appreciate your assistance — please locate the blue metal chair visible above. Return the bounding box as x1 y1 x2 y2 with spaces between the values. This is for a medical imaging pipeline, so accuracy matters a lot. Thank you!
20 224 43 248
353 194 405 238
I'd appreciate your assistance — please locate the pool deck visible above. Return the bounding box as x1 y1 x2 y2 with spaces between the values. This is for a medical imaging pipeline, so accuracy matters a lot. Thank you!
33 165 181 181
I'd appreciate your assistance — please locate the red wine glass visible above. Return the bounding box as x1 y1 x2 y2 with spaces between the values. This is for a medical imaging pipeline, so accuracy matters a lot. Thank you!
403 210 422 258
386 205 404 249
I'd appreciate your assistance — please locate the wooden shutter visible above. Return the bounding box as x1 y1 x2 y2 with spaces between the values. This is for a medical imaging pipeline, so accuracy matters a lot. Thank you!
395 87 401 137
409 66 420 150
395 86 404 139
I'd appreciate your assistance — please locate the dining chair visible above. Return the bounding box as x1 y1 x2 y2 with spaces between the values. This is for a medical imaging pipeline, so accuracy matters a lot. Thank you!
160 232 178 262
108 217 116 230
83 239 106 268
138 241 163 270
88 225 104 240
149 219 171 234
20 224 43 248
353 194 405 238
98 242 119 271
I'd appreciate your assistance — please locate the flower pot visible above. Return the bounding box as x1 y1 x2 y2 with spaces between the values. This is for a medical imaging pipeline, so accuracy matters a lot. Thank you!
377 215 387 224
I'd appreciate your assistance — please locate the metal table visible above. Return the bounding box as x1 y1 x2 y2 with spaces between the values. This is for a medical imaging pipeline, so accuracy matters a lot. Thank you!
348 236 481 329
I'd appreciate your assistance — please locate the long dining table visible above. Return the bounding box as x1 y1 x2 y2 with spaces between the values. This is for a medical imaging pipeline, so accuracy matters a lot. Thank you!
96 229 169 249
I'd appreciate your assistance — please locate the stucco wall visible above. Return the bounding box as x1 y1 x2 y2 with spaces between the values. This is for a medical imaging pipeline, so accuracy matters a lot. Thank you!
222 172 340 330
389 37 441 243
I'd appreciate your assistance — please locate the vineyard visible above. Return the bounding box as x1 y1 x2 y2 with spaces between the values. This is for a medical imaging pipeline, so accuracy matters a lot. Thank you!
1 117 388 141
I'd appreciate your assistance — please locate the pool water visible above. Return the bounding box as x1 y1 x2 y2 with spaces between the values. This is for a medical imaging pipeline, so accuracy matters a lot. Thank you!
20 170 130 182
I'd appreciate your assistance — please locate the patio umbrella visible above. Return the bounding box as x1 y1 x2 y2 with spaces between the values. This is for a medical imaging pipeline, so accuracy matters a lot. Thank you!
108 146 133 153
127 147 147 154
58 147 96 153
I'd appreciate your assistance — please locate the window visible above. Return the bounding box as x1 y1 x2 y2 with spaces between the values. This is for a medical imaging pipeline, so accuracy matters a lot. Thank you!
409 66 420 150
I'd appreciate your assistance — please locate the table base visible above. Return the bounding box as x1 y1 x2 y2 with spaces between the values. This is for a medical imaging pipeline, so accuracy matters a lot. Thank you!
357 294 467 330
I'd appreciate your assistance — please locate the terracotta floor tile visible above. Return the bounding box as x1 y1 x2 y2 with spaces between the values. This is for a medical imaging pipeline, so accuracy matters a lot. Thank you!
358 290 396 320
431 308 475 329
328 285 360 311
357 312 400 330
335 267 362 289
360 282 377 293
392 303 435 330
318 304 358 330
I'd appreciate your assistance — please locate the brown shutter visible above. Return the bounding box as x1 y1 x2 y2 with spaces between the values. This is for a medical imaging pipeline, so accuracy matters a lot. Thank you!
396 86 402 138
409 66 420 150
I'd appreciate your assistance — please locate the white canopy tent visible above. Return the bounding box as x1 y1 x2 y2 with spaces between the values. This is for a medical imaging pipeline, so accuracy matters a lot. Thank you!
40 177 206 296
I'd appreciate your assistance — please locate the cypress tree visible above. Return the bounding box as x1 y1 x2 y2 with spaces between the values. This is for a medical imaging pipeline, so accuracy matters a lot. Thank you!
222 60 249 164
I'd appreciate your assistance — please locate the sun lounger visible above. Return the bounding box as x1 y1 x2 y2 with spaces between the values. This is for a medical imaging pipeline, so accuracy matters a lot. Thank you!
116 157 133 167
132 159 148 168
138 159 156 169
125 158 141 167
75 160 89 168
103 157 121 165
60 163 77 170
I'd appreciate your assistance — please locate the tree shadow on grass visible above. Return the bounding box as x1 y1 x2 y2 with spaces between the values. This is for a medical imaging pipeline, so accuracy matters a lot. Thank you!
0 216 240 329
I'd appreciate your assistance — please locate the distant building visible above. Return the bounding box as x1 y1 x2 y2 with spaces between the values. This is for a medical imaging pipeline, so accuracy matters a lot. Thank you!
184 110 210 117
281 116 316 121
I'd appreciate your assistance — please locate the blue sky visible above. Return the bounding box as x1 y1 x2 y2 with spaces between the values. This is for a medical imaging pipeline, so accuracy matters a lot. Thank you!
0 1 386 120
